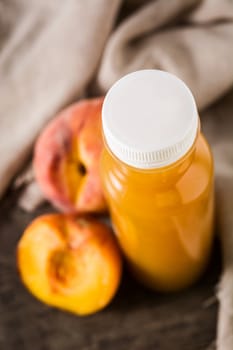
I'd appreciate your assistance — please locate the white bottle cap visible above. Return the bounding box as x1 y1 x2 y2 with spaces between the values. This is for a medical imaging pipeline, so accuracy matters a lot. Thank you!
102 70 198 169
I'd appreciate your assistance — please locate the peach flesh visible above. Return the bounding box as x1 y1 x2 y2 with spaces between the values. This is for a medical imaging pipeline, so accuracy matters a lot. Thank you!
17 214 122 315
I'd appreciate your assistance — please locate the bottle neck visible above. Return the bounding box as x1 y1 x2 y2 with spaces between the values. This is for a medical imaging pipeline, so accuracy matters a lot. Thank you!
103 129 200 189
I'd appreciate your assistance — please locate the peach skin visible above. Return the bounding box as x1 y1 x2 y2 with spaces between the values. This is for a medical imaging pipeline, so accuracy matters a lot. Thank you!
34 97 106 214
17 214 122 316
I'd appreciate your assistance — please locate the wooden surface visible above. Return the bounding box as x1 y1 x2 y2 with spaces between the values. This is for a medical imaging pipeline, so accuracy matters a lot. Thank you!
0 190 220 350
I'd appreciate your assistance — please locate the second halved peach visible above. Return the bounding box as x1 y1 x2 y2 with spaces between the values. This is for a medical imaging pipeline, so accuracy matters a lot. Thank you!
34 97 106 214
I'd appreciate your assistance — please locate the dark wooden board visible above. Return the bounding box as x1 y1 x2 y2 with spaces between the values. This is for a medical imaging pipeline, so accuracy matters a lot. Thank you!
0 190 220 350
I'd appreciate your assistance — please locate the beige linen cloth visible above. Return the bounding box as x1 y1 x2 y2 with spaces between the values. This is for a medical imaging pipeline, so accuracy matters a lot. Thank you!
0 0 233 348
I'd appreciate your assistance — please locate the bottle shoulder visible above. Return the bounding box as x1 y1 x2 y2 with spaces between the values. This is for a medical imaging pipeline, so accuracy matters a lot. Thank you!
101 132 214 208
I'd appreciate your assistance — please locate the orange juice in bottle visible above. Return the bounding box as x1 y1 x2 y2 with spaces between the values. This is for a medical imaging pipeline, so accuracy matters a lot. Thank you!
101 70 214 292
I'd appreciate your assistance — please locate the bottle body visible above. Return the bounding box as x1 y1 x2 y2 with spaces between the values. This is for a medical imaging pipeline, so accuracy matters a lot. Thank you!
101 130 214 291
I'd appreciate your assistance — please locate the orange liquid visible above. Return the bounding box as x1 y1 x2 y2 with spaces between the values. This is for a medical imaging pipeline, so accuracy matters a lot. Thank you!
101 130 214 291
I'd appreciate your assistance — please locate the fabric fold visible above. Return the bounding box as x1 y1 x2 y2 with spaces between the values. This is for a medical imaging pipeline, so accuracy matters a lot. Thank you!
202 90 233 350
97 0 233 109
0 0 121 198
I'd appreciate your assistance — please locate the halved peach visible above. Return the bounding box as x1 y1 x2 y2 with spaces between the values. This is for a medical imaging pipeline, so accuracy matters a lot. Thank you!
34 97 106 214
17 214 122 316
